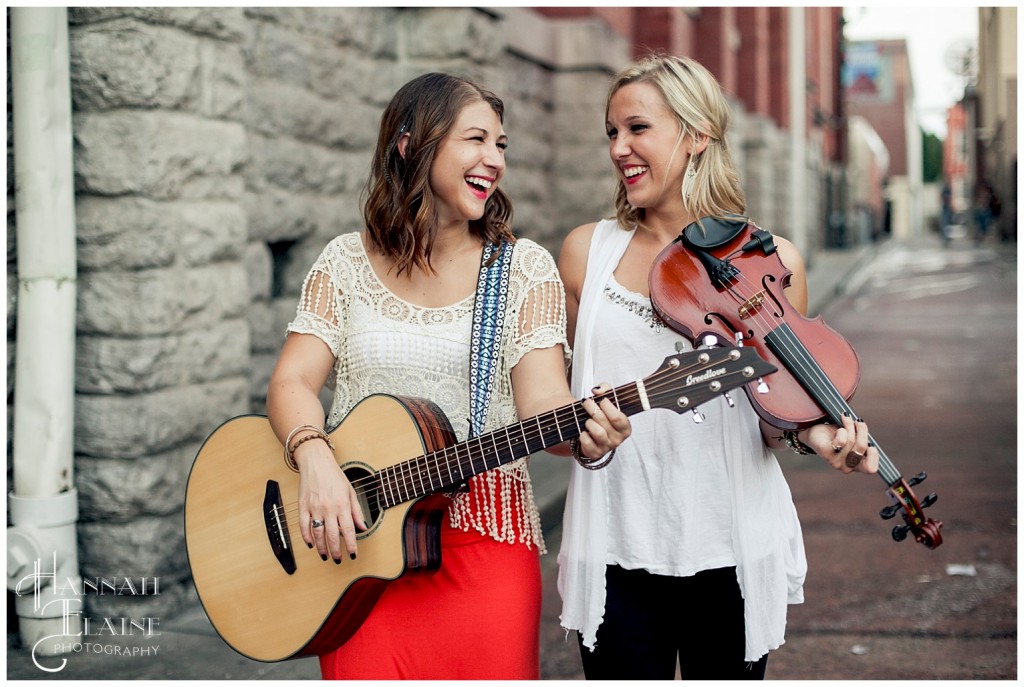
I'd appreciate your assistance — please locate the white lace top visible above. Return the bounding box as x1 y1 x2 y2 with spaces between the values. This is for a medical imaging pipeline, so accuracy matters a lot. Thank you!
287 232 570 552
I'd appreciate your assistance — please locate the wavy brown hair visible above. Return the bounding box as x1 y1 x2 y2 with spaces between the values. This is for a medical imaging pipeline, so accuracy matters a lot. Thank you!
362 72 515 275
607 54 746 231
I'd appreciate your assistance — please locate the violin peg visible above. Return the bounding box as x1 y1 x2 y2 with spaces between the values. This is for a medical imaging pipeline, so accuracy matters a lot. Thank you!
756 378 770 394
891 524 911 542
879 503 901 520
922 493 938 509
691 409 705 423
908 472 928 487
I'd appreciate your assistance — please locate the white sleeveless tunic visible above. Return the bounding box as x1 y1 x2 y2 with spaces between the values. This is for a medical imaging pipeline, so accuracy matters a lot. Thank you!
557 219 807 662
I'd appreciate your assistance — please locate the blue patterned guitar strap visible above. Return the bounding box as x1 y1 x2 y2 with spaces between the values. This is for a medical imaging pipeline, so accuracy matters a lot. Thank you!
468 239 514 441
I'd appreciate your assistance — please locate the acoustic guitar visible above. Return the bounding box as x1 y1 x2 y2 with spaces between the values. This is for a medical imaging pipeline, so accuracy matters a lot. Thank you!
184 345 774 662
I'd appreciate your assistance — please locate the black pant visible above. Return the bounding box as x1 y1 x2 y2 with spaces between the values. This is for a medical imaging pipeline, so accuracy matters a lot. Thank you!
577 564 768 680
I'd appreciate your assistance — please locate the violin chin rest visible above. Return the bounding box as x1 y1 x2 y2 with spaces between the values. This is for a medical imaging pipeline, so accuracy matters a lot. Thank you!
682 215 749 249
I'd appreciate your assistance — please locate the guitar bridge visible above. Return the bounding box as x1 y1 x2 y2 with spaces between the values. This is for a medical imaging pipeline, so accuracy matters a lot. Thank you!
263 480 296 574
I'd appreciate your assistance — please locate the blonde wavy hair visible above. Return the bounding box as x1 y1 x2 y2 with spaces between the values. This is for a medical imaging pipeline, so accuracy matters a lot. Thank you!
608 54 746 230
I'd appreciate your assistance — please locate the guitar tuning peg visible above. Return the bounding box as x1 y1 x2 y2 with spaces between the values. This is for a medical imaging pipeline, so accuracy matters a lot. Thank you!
691 409 705 423
756 378 770 394
701 334 719 348
675 341 687 353
734 332 745 347
723 392 735 407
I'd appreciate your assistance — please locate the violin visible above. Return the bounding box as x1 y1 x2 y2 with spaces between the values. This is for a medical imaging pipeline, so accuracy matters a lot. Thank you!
649 216 943 550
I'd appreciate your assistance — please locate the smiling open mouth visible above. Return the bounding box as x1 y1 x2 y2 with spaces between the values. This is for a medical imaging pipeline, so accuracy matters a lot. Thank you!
465 175 492 198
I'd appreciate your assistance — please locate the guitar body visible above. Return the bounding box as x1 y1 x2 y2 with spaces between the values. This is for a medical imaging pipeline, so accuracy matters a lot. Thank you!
184 394 456 662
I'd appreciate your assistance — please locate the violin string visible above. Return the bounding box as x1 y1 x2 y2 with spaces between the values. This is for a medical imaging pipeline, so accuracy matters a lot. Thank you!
675 261 931 533
718 269 901 483
710 266 891 467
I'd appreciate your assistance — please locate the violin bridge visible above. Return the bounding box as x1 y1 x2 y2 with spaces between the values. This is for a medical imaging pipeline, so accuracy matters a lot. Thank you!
738 291 767 319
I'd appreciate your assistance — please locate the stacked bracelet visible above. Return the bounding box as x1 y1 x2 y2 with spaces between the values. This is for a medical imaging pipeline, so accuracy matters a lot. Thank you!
571 437 617 471
781 429 815 455
283 424 335 472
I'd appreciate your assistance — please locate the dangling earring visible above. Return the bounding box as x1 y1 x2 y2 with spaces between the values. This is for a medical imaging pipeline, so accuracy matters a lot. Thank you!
684 155 697 201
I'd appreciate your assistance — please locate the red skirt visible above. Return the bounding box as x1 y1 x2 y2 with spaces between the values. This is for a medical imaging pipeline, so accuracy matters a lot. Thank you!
319 518 542 680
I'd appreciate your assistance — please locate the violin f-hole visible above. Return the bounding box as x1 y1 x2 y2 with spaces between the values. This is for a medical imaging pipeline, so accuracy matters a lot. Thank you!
759 274 787 318
703 311 749 341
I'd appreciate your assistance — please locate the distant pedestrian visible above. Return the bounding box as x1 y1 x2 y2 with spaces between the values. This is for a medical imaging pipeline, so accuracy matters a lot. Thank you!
973 181 994 245
940 183 955 247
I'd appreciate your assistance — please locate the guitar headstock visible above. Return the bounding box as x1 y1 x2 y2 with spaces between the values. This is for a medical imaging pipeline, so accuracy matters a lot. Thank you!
641 346 777 414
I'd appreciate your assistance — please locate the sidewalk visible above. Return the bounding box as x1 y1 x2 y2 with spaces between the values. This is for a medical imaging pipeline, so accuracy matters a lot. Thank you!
6 239 876 681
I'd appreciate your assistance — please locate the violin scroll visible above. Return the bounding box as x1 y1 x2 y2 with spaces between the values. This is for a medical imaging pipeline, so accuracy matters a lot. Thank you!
882 474 943 549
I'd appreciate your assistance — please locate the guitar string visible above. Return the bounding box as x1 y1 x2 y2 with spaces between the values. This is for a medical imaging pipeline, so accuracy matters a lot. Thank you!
275 360 732 521
275 368 755 526
276 360 760 521
281 358 747 504
715 264 902 485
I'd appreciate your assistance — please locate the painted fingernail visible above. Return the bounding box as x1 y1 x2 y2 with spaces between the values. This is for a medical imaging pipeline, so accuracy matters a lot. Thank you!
334 557 341 565
320 554 327 561
350 552 357 560
307 542 314 549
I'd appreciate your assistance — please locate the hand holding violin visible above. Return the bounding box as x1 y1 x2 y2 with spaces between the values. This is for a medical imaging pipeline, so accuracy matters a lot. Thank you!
785 414 880 475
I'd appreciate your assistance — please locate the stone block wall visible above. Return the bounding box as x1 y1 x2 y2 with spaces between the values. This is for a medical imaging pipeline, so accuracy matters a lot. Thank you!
67 7 250 616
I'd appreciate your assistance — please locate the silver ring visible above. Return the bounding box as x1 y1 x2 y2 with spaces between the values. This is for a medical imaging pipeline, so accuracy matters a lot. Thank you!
311 519 325 528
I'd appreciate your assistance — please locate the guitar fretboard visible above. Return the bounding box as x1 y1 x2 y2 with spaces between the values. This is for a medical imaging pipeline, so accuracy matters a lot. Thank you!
375 384 646 509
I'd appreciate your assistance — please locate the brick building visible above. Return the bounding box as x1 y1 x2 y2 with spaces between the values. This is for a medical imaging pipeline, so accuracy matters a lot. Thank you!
844 38 921 240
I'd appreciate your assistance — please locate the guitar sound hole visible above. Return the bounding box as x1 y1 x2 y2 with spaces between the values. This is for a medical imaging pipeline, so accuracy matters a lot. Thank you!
342 465 383 535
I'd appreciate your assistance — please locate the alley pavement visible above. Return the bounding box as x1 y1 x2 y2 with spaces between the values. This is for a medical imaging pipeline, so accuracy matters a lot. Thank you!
7 230 1016 680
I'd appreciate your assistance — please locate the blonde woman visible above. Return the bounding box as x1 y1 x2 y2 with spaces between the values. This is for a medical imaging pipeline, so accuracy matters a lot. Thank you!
556 54 877 679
